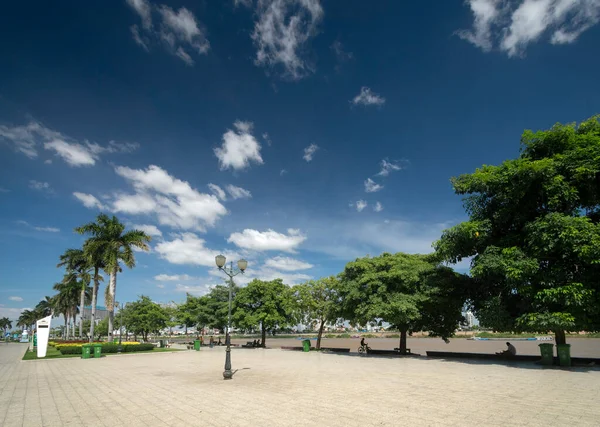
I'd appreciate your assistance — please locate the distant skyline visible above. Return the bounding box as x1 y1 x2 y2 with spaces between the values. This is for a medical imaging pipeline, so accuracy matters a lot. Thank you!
1 0 599 320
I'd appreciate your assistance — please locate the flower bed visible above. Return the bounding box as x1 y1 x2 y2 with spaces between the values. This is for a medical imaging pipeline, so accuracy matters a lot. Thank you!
57 343 154 354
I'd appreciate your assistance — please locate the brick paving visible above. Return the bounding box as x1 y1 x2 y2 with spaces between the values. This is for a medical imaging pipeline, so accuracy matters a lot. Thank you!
1 343 599 427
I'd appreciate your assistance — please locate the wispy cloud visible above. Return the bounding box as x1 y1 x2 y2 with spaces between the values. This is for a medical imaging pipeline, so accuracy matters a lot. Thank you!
133 224 162 237
207 183 227 201
303 144 319 162
9 296 23 302
214 121 264 171
29 180 53 194
364 178 383 193
0 119 138 166
226 184 252 200
457 0 600 57
127 0 210 65
377 159 406 177
252 0 324 79
16 220 60 233
73 192 107 210
331 40 353 72
351 87 385 107
264 256 313 271
351 200 368 212
373 202 383 212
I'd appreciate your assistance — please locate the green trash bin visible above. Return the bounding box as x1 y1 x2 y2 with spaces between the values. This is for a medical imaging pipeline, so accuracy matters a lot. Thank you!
302 339 311 352
82 344 91 359
159 339 165 348
538 343 554 366
93 344 102 358
557 344 571 367
194 340 201 351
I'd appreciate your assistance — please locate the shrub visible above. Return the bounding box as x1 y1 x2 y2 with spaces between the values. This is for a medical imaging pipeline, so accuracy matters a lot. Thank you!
338 333 351 338
58 343 154 355
361 334 377 338
387 334 400 338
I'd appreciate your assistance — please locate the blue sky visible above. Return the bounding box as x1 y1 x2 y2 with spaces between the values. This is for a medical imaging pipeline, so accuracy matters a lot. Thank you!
1 0 599 321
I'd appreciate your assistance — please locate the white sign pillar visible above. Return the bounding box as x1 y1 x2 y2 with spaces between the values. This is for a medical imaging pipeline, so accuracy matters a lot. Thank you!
36 315 52 358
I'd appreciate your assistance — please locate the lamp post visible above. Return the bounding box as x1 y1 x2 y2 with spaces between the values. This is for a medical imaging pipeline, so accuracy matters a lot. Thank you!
214 255 247 380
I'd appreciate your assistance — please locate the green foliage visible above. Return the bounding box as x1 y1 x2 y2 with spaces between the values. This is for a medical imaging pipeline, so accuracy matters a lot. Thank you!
338 252 467 342
95 317 109 337
435 116 600 340
57 343 154 354
0 317 12 335
233 279 296 344
122 296 168 341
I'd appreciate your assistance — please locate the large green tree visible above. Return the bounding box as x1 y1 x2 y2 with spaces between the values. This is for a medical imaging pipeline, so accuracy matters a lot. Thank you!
233 279 296 347
122 296 168 341
294 276 341 349
339 252 468 354
58 248 94 337
0 317 12 337
76 214 151 342
435 116 600 345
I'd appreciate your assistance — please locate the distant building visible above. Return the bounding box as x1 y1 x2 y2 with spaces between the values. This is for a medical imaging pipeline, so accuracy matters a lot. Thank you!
464 311 476 328
80 305 109 324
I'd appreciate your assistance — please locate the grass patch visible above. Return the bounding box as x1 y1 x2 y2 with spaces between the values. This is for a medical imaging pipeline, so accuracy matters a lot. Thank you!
22 346 81 360
23 346 182 360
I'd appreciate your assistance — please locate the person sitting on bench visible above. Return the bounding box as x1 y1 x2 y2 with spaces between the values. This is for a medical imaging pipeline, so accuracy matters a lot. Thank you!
496 342 517 356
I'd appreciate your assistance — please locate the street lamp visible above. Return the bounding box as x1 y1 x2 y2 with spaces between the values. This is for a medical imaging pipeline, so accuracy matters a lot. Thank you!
214 255 247 380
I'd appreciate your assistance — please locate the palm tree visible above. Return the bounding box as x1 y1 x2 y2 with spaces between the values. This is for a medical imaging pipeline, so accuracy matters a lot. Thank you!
34 296 54 318
76 214 151 342
0 317 12 337
53 275 80 339
17 310 36 333
58 248 94 337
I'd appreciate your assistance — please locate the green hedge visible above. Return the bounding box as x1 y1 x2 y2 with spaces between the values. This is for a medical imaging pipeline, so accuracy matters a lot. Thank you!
58 343 155 354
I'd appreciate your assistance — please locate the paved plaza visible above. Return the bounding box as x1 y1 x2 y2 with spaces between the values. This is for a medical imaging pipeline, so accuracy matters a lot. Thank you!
1 343 599 427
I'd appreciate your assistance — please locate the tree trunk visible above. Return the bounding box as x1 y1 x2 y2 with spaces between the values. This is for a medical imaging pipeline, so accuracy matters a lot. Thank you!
399 329 408 354
63 315 68 339
89 267 99 343
79 288 85 338
555 329 566 346
72 308 77 339
107 266 118 342
261 323 266 348
317 319 325 350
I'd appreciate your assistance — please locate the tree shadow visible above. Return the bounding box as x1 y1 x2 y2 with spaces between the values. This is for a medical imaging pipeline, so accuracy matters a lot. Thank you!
231 367 251 378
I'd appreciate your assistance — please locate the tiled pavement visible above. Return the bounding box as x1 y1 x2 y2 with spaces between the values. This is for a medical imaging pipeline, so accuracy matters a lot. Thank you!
1 343 599 427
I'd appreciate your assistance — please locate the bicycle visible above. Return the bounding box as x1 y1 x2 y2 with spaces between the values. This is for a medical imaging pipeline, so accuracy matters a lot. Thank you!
358 343 371 354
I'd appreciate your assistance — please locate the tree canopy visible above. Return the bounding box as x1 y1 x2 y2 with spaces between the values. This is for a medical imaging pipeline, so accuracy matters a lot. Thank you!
233 278 296 347
294 276 340 349
435 116 600 344
339 252 468 353
122 296 168 341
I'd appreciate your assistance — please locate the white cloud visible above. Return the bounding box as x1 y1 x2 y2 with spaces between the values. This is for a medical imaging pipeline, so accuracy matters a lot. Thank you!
456 0 503 51
264 256 313 271
0 119 138 166
0 120 62 159
227 228 306 252
29 180 53 193
34 226 60 233
127 1 210 64
9 296 23 302
352 200 368 212
155 232 238 266
174 283 215 295
208 183 227 201
280 169 288 176
252 0 324 79
377 159 406 177
373 202 384 212
127 0 152 29
214 121 263 171
73 192 107 210
364 178 383 193
16 220 60 233
458 0 600 56
133 224 162 237
156 284 165 288
113 165 227 231
351 87 385 106
331 40 354 68
226 184 252 199
154 274 197 281
251 267 311 285
303 144 319 162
